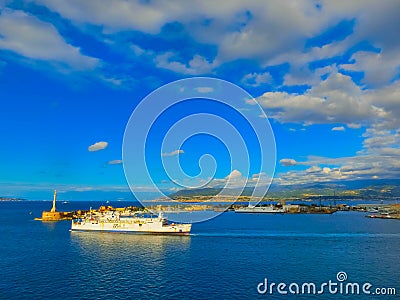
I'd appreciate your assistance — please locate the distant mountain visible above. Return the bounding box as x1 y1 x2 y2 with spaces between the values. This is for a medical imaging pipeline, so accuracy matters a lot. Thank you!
168 179 400 199
171 188 221 198
170 186 258 198
0 197 25 201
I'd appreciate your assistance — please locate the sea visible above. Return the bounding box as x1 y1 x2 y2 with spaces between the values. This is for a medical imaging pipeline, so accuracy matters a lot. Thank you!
0 201 399 299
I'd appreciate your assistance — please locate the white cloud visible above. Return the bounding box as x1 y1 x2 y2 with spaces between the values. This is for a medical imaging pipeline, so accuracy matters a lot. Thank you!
280 158 297 166
242 71 272 87
195 87 214 93
322 167 332 174
108 159 122 165
341 51 400 87
26 1 334 72
257 71 400 129
37 0 306 71
222 169 249 189
363 82 400 130
361 128 400 152
347 123 362 129
225 169 242 180
277 165 343 186
23 0 397 87
332 126 345 131
88 141 108 152
306 166 322 173
252 172 266 179
276 136 400 185
194 170 273 189
100 76 123 87
0 10 99 70
269 1 400 87
131 44 145 56
250 172 272 186
155 52 215 75
283 63 337 87
33 0 172 34
162 149 184 157
209 2 327 64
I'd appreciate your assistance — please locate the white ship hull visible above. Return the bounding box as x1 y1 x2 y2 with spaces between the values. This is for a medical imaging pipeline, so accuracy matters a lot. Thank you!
71 212 191 235
235 205 285 213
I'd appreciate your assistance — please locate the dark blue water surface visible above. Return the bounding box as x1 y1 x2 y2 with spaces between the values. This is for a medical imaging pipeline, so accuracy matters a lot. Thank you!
0 201 399 299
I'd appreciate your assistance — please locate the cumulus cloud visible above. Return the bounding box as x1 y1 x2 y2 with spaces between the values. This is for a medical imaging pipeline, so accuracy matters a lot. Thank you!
332 126 345 131
257 71 400 129
225 169 242 180
176 169 248 190
222 169 249 189
268 72 400 183
162 149 184 157
257 71 367 125
21 3 339 69
277 166 344 185
280 158 297 166
306 166 322 173
39 1 316 79
14 0 396 88
341 51 400 87
33 0 171 33
155 52 215 75
195 87 214 93
250 172 272 186
195 170 272 190
130 44 145 56
361 128 400 152
4 0 394 96
242 71 272 87
0 10 99 70
347 123 362 129
88 141 108 152
276 139 400 185
251 172 266 179
108 159 122 165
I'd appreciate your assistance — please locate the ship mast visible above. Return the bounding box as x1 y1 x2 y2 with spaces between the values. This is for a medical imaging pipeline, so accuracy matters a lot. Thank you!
51 190 57 212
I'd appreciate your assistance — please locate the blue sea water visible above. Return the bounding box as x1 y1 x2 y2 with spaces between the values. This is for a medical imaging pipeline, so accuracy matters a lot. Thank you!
0 201 399 299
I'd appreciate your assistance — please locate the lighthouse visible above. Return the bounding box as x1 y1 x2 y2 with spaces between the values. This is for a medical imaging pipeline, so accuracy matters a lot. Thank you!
41 190 63 221
50 190 57 212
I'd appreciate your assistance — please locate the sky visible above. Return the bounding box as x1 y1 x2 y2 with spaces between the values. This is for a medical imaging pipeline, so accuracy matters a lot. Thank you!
0 1 399 200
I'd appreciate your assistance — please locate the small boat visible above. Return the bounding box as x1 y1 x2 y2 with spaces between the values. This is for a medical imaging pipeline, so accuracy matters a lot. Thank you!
366 214 399 219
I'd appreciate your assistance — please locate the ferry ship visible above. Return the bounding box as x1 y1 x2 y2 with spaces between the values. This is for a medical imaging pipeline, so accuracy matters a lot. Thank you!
235 204 285 213
71 210 192 235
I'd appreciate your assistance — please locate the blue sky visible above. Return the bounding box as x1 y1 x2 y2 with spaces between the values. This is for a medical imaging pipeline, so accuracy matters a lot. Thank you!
0 1 399 200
